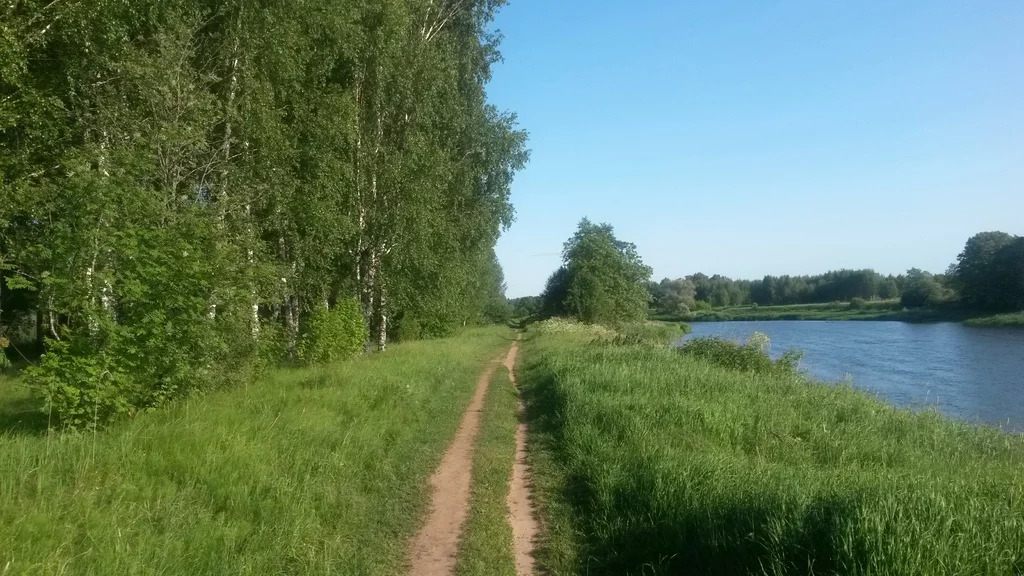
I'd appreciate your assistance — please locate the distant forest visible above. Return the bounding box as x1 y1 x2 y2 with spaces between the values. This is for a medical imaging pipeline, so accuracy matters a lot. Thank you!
511 230 1024 318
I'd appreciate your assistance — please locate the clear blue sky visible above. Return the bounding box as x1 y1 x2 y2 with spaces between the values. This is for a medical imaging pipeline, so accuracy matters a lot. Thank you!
487 1 1024 298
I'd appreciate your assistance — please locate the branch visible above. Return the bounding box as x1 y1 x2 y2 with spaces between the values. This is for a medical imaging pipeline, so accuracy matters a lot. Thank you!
422 0 467 42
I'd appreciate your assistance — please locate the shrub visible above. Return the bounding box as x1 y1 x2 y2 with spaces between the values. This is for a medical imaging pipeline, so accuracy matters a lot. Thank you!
297 298 367 364
0 336 10 369
530 318 616 339
679 333 802 376
850 297 867 309
691 300 713 312
26 338 137 429
611 322 690 346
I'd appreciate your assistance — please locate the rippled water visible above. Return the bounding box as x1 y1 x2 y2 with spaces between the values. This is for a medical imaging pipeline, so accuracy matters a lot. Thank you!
678 321 1024 432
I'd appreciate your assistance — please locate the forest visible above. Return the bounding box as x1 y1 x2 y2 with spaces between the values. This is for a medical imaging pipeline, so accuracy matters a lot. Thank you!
0 0 526 427
646 232 1024 316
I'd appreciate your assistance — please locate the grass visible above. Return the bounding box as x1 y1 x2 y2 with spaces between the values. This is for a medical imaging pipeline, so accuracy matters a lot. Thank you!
0 371 47 434
965 311 1024 327
521 323 1024 575
0 326 513 574
454 364 518 576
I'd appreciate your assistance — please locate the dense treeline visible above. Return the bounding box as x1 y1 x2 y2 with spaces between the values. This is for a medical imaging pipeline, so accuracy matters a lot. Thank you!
649 231 1023 315
530 225 1020 322
0 0 526 427
649 269 903 314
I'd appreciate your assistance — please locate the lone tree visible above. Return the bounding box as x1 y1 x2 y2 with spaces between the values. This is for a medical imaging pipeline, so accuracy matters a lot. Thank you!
542 219 652 326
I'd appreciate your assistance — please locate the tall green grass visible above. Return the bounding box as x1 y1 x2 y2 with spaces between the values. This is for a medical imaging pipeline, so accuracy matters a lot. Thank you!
0 326 512 574
965 312 1024 327
454 364 518 576
521 328 1024 575
671 301 979 323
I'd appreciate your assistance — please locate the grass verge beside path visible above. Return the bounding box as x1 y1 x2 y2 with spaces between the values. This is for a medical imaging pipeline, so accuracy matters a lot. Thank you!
521 324 1024 575
0 326 512 575
454 364 518 576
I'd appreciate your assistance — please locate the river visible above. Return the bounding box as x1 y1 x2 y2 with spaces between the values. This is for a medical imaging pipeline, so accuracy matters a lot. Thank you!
679 321 1024 433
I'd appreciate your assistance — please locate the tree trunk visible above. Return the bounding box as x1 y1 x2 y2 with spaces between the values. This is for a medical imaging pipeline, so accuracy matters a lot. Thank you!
48 296 59 340
36 307 44 347
377 285 388 352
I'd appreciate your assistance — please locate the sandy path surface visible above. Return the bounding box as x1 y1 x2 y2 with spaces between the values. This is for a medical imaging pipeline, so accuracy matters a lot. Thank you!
406 354 501 576
504 338 539 576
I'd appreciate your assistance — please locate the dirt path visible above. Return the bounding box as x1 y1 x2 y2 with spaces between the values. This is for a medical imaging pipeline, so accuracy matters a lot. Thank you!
504 338 539 576
406 354 501 576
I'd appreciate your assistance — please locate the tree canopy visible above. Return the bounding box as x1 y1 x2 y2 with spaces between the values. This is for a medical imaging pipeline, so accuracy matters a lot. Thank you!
0 0 527 427
954 232 1024 311
540 219 651 326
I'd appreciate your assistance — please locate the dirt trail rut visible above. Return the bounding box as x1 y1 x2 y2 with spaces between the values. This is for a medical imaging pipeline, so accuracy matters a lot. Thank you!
406 339 537 576
406 354 500 576
504 338 539 576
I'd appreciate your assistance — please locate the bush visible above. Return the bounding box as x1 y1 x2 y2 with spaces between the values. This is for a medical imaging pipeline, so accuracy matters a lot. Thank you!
850 297 867 309
691 300 713 312
530 318 616 339
0 337 10 369
297 298 367 364
679 333 802 375
27 338 137 429
610 322 691 346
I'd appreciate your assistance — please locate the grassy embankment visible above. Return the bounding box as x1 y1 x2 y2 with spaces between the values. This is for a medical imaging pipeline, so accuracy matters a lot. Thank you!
0 326 512 574
965 312 1024 327
653 300 1023 324
454 364 518 576
521 320 1024 575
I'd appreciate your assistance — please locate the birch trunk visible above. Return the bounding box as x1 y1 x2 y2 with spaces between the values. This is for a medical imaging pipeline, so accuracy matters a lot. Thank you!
377 285 388 352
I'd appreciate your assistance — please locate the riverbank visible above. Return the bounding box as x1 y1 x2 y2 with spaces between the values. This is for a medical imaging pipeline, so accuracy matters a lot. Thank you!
653 301 1024 325
0 327 513 574
965 312 1024 327
520 320 1024 574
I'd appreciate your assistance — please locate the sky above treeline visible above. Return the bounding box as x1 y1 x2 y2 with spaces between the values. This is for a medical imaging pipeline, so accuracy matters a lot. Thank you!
487 1 1024 298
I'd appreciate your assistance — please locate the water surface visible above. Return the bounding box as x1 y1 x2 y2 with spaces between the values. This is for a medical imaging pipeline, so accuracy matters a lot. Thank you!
679 321 1024 432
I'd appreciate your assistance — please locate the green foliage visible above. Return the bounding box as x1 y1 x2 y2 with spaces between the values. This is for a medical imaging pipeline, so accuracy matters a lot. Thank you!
954 232 1024 312
297 299 367 364
964 312 1024 327
508 295 542 319
1 0 526 426
681 300 981 323
26 338 135 429
530 318 616 339
900 268 946 308
649 277 697 316
539 267 570 318
541 219 652 326
686 269 902 308
521 330 1024 575
610 322 690 347
679 333 803 376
